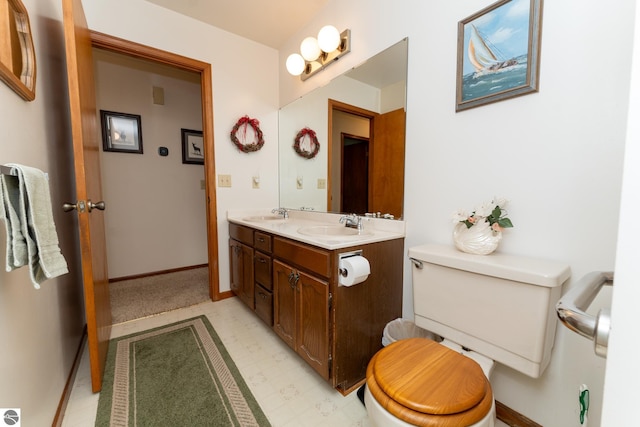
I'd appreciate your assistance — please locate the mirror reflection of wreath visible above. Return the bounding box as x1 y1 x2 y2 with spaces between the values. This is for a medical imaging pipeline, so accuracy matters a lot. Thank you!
230 115 264 153
293 127 320 159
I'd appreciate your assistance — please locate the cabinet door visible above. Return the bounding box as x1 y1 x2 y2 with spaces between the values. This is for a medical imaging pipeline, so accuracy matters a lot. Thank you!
273 259 296 350
229 239 254 309
229 239 243 295
297 270 330 380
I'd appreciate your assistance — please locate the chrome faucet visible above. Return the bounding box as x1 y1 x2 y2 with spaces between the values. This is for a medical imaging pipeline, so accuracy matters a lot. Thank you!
339 214 363 232
271 207 289 219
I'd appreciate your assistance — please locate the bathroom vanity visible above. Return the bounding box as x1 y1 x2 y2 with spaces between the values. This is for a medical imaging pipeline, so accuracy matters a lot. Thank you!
228 210 405 394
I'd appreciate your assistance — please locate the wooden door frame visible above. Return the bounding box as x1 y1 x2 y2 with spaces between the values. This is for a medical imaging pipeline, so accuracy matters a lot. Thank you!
327 99 377 212
90 31 221 300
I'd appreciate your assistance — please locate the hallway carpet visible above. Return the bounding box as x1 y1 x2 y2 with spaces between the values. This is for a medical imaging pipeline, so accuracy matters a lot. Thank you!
109 267 210 324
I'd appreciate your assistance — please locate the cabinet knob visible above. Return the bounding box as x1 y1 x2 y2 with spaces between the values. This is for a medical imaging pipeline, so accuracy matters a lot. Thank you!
288 271 300 289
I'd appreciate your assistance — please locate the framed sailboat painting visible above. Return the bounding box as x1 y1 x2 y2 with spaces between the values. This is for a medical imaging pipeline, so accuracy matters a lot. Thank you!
456 0 543 112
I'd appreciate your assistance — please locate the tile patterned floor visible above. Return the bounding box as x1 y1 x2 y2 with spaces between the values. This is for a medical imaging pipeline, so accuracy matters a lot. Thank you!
61 297 509 427
61 298 370 427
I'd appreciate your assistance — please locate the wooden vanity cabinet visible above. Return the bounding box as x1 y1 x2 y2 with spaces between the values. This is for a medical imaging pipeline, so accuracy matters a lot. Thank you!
253 231 273 326
229 222 403 395
229 225 254 309
273 238 331 381
272 235 403 394
229 223 274 325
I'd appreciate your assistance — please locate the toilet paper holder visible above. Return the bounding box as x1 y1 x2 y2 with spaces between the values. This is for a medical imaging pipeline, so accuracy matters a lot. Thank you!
338 250 363 277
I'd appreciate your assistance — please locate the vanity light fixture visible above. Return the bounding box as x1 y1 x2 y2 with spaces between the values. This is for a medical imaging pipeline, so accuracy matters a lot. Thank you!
286 25 351 81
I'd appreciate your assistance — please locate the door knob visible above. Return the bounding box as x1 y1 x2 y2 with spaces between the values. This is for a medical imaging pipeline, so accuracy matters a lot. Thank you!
88 200 105 212
62 200 104 213
62 200 86 212
62 202 77 212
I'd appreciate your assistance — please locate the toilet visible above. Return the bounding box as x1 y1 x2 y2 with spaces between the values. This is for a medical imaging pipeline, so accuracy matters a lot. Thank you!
365 243 570 427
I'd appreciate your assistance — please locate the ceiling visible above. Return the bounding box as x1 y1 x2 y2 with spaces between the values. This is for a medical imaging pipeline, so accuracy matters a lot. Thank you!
141 0 405 90
143 0 330 49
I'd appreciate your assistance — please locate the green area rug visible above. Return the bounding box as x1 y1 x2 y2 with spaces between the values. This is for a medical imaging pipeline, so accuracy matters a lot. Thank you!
96 316 271 426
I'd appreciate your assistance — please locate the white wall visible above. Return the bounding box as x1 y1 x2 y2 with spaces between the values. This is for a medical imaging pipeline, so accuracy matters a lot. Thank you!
280 1 635 426
93 50 208 278
83 0 280 292
0 0 85 424
602 2 640 425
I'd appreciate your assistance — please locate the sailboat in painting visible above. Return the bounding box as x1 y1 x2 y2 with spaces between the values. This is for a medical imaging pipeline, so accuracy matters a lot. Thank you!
468 24 518 75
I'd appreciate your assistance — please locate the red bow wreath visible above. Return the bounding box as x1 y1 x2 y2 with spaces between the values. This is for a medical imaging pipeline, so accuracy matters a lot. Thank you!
293 127 320 159
230 115 264 153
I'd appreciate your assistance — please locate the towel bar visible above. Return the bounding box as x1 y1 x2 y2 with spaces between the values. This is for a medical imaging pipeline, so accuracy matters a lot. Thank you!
1 165 48 180
556 271 613 358
0 165 18 176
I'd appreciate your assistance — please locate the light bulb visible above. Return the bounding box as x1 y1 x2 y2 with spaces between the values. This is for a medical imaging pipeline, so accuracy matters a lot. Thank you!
286 53 305 76
317 25 341 53
300 37 321 61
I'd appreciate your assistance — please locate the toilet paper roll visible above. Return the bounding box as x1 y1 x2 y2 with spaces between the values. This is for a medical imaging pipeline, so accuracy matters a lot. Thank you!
339 255 370 287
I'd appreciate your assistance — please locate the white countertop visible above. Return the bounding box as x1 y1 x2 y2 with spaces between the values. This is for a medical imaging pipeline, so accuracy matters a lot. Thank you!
227 209 405 250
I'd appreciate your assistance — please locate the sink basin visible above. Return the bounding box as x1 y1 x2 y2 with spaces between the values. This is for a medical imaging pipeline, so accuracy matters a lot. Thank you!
243 215 287 222
297 225 372 238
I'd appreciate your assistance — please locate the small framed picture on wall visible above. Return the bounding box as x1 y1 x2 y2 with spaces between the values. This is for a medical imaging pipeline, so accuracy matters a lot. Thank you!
100 110 143 154
455 0 543 111
181 128 204 165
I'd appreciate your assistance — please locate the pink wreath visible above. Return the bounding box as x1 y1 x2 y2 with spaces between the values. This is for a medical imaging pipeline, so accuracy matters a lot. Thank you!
230 115 264 153
293 127 320 159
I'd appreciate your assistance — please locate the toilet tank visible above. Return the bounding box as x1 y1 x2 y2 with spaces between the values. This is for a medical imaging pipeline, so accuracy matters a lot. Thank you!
409 244 570 378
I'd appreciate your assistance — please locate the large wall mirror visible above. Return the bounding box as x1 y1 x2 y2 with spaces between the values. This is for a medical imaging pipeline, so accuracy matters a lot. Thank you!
0 0 36 101
279 38 408 218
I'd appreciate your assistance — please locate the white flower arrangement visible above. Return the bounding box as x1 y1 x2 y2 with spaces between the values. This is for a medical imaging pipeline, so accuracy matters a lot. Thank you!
452 197 514 232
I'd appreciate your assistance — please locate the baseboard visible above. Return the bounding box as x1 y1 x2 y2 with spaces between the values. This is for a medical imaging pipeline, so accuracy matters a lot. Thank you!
52 326 87 427
496 400 542 427
109 263 208 283
216 289 235 301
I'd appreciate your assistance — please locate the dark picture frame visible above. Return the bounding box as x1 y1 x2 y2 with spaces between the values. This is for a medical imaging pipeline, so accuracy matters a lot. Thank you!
181 129 204 165
456 0 543 112
100 110 143 153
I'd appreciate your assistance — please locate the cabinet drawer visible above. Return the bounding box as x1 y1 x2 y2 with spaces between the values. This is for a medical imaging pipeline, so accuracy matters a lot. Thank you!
254 232 272 253
273 237 331 278
229 223 253 246
254 284 273 326
254 251 272 290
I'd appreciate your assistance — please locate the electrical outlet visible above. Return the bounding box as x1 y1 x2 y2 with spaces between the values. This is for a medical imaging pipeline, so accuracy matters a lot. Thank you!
317 178 326 189
218 174 232 187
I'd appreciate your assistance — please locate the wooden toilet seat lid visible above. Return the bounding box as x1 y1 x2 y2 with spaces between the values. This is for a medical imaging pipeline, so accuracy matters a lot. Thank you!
370 338 491 416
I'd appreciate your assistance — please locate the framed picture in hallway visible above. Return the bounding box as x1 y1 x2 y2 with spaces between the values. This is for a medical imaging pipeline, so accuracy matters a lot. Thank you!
100 110 143 153
456 0 543 112
182 129 204 165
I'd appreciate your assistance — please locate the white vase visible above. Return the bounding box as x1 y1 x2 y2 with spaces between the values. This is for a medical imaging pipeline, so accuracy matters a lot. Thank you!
452 221 502 255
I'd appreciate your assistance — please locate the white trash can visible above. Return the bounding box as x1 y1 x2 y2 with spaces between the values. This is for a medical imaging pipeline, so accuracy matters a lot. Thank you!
382 318 436 347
